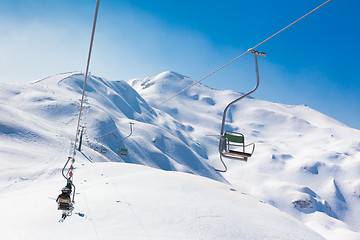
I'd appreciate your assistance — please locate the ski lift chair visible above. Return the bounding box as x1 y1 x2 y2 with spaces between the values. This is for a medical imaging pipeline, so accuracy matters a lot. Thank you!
60 157 76 211
58 196 73 211
118 148 128 157
118 122 134 158
101 147 108 154
220 131 255 161
215 49 265 172
57 186 73 211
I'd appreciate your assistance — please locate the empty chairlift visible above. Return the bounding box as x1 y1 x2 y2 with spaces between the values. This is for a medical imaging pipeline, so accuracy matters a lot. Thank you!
118 122 134 157
220 131 255 160
216 49 266 172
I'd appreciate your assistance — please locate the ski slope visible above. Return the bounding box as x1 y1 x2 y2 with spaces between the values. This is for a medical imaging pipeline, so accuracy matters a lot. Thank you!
0 71 359 239
130 71 360 239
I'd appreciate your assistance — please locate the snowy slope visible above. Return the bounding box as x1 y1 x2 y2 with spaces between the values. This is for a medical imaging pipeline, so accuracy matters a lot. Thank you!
0 72 222 182
0 153 325 240
0 71 358 239
129 71 360 239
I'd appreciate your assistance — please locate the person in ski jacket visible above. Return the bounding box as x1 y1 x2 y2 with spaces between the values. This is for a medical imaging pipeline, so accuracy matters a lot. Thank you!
57 187 71 209
57 187 72 220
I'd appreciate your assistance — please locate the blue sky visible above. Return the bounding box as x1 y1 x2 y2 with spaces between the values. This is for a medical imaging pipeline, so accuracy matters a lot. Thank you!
0 0 359 129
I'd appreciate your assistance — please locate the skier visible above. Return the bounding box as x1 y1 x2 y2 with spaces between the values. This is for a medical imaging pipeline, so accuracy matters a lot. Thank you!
56 184 72 220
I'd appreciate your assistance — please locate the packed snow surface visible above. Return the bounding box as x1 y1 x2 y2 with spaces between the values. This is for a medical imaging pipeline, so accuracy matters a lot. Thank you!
0 156 325 240
0 71 359 239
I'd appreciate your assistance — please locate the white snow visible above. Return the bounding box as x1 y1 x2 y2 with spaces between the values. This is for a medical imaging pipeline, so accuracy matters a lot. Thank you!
0 71 359 239
0 155 325 240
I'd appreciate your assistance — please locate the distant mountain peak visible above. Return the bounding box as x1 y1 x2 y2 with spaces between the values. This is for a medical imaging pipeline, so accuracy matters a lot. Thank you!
30 71 81 85
154 71 189 80
128 71 199 96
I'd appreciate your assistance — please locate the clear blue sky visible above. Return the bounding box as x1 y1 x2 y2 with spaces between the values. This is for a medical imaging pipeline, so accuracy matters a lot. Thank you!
0 0 359 129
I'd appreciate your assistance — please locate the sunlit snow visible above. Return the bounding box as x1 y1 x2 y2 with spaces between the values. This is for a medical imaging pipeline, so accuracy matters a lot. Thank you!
0 71 359 239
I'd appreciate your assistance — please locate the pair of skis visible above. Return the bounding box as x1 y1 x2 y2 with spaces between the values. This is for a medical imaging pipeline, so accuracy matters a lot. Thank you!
58 207 74 223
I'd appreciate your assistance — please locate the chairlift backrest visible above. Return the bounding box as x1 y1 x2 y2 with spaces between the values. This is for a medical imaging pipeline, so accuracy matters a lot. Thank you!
119 148 128 157
225 132 244 144
120 148 128 153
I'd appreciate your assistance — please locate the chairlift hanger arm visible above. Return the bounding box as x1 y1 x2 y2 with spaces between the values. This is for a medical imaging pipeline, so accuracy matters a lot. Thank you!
215 155 228 173
118 122 134 153
61 157 76 203
61 157 72 180
220 50 265 135
120 122 134 142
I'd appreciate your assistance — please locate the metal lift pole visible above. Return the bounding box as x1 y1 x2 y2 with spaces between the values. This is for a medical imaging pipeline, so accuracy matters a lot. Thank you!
219 50 265 136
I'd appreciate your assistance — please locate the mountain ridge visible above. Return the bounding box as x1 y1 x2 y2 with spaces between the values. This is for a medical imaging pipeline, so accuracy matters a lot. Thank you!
0 71 359 239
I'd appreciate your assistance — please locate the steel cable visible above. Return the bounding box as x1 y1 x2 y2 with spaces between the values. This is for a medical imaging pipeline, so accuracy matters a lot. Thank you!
133 0 333 122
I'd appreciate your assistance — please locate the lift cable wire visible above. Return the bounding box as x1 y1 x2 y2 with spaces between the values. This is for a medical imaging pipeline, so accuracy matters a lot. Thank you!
69 0 332 162
71 0 100 161
132 0 333 122
59 0 100 212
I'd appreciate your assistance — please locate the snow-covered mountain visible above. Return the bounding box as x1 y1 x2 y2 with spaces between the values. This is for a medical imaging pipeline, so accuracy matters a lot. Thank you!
0 71 359 239
130 71 360 239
